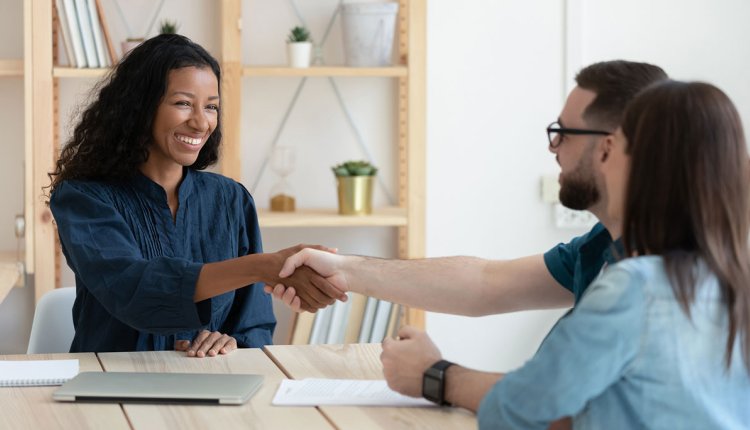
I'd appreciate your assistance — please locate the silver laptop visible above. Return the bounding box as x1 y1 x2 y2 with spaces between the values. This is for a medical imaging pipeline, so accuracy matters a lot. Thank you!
53 372 264 405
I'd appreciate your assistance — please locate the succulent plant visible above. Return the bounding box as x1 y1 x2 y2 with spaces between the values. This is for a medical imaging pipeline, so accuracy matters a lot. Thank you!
287 26 311 43
159 20 179 35
332 160 378 177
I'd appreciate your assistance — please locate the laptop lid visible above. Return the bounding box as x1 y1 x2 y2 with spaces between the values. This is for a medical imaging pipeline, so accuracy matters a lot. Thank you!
53 372 263 405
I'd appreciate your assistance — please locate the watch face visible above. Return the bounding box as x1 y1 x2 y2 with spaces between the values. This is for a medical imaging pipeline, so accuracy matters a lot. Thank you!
423 375 441 401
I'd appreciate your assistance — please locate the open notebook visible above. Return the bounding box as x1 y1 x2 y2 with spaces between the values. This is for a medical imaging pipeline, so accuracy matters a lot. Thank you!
0 359 79 387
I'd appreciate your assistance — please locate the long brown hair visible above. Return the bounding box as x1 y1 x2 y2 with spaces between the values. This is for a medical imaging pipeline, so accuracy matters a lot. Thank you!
621 80 750 371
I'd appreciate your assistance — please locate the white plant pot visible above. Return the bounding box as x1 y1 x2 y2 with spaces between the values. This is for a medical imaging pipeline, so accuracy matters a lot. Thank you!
287 42 312 68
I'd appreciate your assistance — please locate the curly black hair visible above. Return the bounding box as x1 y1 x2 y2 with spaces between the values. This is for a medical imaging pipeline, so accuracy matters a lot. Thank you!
48 34 222 194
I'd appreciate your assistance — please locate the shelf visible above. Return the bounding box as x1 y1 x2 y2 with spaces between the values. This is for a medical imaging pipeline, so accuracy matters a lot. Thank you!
243 65 408 77
0 59 23 77
258 206 407 228
51 65 408 79
53 67 108 78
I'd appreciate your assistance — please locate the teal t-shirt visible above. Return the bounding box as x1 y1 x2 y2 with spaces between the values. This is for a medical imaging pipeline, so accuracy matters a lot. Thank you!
543 223 620 302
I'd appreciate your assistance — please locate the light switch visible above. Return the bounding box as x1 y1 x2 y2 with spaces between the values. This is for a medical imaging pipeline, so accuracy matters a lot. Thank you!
541 175 560 203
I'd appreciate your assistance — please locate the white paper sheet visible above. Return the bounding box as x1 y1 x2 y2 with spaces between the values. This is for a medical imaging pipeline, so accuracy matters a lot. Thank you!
0 359 79 387
272 378 435 407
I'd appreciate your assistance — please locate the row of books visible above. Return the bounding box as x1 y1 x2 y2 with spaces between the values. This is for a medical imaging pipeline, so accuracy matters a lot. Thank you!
291 293 402 345
55 0 117 68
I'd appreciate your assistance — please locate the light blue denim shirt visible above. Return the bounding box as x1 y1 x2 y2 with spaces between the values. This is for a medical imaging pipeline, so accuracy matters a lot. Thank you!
478 256 750 429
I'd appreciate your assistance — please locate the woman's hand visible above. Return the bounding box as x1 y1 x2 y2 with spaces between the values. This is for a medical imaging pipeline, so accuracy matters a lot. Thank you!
175 330 237 358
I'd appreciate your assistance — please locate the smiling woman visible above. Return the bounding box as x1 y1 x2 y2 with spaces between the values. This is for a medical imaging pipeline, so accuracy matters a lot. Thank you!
45 34 346 356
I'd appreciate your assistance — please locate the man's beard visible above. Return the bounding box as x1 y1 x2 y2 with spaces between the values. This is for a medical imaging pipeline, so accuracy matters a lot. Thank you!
559 162 600 211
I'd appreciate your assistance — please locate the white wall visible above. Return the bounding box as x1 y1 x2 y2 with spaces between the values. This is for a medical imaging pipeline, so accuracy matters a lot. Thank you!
3 0 750 362
424 0 750 372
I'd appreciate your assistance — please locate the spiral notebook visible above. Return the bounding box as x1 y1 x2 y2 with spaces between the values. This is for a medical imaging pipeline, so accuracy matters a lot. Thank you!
0 359 79 387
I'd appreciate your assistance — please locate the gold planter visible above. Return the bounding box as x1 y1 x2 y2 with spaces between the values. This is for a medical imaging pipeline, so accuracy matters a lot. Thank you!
336 176 374 215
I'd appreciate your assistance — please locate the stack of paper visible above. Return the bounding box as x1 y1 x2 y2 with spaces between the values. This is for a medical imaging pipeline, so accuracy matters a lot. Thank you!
272 378 435 407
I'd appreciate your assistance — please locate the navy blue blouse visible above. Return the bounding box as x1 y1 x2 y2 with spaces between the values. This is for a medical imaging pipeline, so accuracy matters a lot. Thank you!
50 169 275 352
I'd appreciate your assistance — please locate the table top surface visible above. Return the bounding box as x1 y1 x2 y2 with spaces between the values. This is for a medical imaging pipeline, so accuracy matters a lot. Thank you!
266 343 477 430
1 345 477 430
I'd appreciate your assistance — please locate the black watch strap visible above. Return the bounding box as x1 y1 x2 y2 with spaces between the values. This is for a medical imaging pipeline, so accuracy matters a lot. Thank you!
422 359 455 406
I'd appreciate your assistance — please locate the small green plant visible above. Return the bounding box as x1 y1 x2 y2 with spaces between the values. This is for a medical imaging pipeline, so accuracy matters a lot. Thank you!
332 160 378 177
159 19 180 35
287 26 311 43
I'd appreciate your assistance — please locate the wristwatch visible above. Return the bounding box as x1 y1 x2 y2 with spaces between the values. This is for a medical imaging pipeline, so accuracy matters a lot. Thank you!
422 359 454 406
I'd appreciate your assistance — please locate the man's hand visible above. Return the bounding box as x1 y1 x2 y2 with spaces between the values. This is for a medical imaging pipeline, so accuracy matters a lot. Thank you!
266 248 353 313
264 245 347 313
380 326 442 397
174 330 237 358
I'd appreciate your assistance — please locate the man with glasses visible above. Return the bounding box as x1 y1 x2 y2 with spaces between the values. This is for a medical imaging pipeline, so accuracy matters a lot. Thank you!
273 60 667 415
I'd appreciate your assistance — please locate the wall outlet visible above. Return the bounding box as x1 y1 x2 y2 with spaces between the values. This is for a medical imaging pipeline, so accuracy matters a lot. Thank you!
553 203 597 229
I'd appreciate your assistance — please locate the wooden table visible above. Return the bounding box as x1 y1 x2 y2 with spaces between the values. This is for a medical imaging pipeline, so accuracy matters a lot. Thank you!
1 345 477 429
265 343 477 430
97 349 332 429
0 353 130 430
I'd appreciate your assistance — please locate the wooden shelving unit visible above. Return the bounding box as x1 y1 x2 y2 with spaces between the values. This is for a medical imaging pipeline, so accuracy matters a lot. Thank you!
25 0 426 330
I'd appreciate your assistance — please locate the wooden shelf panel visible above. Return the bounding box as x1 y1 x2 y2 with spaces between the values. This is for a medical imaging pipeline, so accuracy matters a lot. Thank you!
53 67 108 78
243 65 408 77
0 59 23 77
52 66 408 79
258 206 407 228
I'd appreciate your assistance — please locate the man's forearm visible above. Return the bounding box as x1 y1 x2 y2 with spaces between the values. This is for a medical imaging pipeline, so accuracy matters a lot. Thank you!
344 255 490 315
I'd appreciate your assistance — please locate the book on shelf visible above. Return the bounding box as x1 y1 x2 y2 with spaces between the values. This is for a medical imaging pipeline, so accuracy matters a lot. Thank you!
73 0 100 68
59 0 87 67
357 297 379 343
290 311 316 345
54 0 77 67
343 293 368 343
385 303 403 339
368 300 393 342
325 294 353 344
85 0 109 67
308 306 333 345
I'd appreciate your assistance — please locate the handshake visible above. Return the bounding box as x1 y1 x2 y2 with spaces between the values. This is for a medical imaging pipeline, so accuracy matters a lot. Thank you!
263 244 350 313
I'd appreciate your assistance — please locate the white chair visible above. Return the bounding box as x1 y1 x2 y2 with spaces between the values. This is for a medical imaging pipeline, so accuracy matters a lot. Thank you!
27 287 76 354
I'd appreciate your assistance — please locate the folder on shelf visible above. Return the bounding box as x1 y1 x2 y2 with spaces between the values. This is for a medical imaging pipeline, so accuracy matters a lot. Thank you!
60 0 87 67
343 293 368 343
85 0 109 67
308 306 333 345
368 300 393 342
357 297 379 343
54 0 77 67
290 311 315 345
325 296 352 344
72 0 99 68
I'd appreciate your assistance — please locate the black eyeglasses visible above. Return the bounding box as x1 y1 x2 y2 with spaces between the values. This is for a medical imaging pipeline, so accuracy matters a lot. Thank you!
547 121 611 148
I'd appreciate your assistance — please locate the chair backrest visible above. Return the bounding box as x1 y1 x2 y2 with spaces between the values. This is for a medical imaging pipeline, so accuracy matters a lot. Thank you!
27 287 76 354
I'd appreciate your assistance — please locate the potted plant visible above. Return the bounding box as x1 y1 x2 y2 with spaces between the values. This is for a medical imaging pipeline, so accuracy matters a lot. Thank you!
287 26 312 68
332 160 377 215
159 19 180 34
